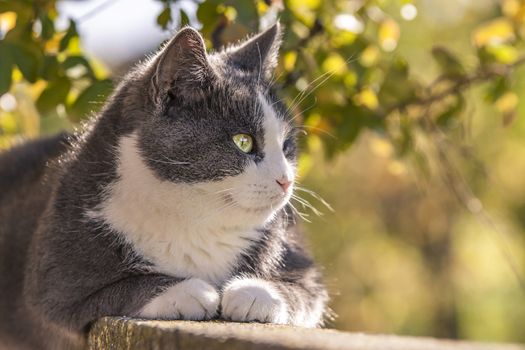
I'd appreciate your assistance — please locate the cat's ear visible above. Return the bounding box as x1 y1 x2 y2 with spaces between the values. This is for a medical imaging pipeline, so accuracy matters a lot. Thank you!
227 23 282 80
152 27 213 99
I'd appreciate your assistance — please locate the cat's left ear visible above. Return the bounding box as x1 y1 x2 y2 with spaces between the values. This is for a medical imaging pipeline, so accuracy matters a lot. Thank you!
227 22 282 80
151 27 213 100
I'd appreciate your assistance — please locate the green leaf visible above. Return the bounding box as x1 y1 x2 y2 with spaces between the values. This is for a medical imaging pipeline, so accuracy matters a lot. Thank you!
11 42 42 83
485 76 510 103
179 9 190 27
431 46 465 78
62 56 95 78
38 11 55 41
67 79 113 121
59 20 78 52
436 94 464 128
231 0 258 31
0 43 14 95
379 57 416 106
157 7 172 30
36 77 71 113
41 55 60 80
196 0 222 37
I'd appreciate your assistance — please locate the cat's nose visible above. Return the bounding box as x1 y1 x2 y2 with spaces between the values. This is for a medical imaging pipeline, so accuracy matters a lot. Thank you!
276 177 292 192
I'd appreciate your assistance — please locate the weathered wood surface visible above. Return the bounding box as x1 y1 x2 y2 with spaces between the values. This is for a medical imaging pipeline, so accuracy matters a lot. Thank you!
87 317 525 350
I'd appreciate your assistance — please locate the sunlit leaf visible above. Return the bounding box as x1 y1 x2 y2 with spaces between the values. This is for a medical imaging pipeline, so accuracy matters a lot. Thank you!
59 19 78 52
36 77 71 113
495 91 518 126
485 44 519 64
353 87 379 110
0 11 17 32
322 53 347 76
472 18 515 47
283 51 297 71
360 45 380 67
62 56 94 78
287 0 320 26
379 18 400 52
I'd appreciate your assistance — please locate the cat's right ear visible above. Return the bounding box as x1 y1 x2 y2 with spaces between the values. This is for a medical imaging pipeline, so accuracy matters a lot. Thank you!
151 27 213 100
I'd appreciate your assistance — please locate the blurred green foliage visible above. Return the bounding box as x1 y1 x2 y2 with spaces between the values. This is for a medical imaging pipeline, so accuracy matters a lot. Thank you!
1 0 525 343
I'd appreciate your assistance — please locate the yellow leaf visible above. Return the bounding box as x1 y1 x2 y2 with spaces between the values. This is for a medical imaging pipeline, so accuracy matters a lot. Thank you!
343 70 358 89
370 137 393 158
288 0 320 26
472 18 515 47
223 6 237 21
322 54 347 76
501 0 525 22
495 91 518 114
353 87 379 110
379 19 400 52
12 68 23 83
0 12 17 33
388 160 406 176
297 153 314 178
360 45 380 67
330 30 357 47
283 51 297 72
307 133 323 152
0 112 18 134
45 33 61 54
257 1 269 15
486 44 519 64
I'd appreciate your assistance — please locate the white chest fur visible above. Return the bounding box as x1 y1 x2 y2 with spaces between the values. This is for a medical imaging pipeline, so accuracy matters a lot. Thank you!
87 134 262 285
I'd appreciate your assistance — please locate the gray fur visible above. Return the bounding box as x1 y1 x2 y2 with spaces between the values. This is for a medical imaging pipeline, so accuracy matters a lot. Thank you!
0 23 328 349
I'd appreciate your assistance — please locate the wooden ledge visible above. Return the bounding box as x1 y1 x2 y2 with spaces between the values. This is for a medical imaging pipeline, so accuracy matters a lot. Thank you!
87 317 525 350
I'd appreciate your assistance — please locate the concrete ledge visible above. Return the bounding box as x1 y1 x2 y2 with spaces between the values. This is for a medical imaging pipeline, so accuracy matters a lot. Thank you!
87 317 525 350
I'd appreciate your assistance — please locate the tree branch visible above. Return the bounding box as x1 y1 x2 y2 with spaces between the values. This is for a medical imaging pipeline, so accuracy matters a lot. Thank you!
383 56 525 117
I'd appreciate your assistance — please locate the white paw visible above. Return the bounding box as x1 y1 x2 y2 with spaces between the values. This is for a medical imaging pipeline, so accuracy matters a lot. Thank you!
139 278 219 320
221 278 289 324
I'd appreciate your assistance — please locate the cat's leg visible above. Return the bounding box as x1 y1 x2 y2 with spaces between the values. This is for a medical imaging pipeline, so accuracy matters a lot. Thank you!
221 248 328 327
221 277 289 324
138 277 220 320
27 274 219 331
221 276 326 327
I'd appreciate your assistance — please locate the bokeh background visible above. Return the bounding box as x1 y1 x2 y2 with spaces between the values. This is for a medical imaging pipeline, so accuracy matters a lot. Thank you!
1 0 524 343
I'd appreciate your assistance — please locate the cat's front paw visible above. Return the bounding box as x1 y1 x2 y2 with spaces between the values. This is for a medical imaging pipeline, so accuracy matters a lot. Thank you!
139 278 219 320
221 278 289 324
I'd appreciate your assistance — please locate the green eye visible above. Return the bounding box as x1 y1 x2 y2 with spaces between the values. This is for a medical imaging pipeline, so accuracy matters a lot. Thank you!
233 134 253 153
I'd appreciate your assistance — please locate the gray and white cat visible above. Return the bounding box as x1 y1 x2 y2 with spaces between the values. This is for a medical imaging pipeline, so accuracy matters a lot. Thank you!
0 24 328 349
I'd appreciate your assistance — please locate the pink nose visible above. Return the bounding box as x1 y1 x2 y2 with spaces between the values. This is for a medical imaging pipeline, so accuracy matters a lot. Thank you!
276 177 292 192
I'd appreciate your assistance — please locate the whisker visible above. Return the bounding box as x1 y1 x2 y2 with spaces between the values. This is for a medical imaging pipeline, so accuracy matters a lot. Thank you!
294 186 334 212
291 194 323 217
289 202 311 222
294 125 337 140
146 157 190 166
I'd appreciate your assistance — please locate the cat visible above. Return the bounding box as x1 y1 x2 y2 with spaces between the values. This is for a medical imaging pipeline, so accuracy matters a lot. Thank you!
0 23 328 349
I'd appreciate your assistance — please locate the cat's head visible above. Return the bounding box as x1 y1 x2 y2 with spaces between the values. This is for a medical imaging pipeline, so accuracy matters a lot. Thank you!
118 24 297 227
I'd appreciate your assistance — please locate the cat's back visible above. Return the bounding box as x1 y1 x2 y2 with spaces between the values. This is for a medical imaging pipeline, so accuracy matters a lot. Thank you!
0 133 69 199
0 133 69 349
0 132 70 257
